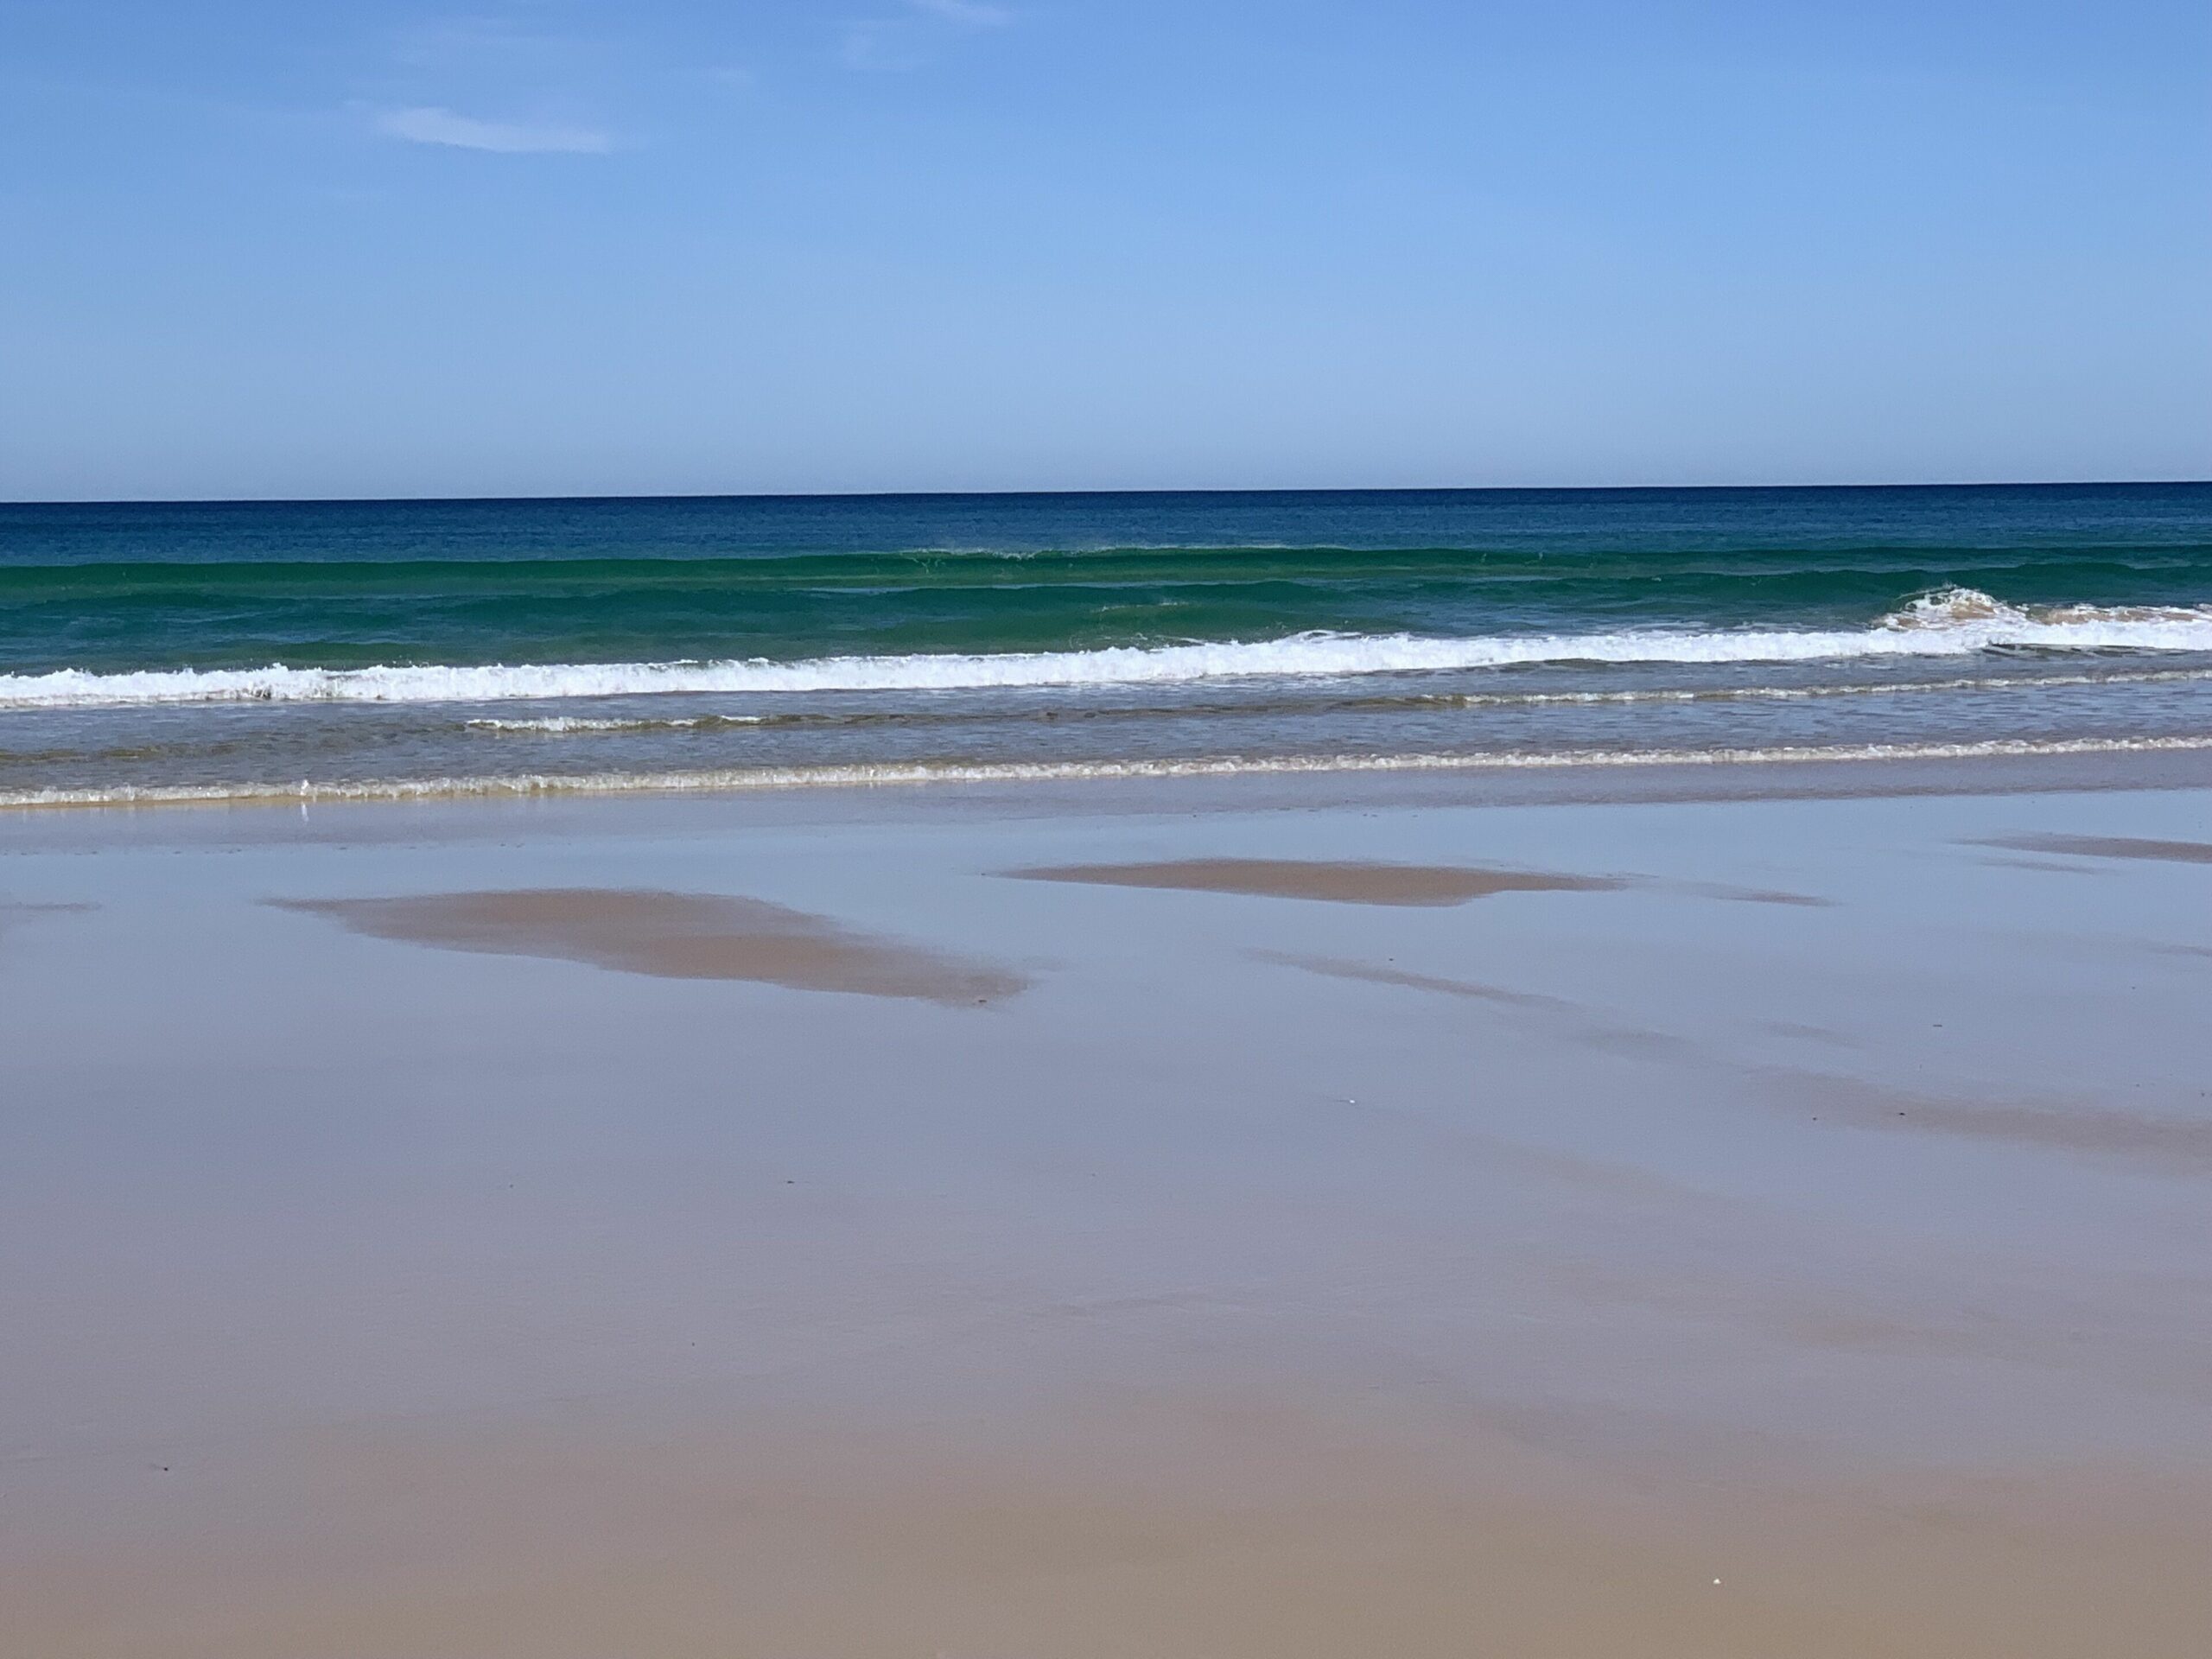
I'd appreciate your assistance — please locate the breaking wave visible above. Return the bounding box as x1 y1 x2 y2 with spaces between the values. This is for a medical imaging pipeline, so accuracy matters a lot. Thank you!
3 589 2208 711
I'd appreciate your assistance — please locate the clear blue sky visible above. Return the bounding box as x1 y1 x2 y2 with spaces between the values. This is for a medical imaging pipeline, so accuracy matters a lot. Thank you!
2 1 2205 499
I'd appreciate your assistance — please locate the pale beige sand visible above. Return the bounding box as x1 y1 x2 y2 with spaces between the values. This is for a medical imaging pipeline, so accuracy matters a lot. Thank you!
5 773 2210 1657
14 1392 2209 1659
271 887 1026 1005
1007 856 1624 905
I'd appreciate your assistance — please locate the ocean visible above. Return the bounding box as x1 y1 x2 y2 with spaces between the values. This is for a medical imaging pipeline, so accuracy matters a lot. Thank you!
3 484 2209 805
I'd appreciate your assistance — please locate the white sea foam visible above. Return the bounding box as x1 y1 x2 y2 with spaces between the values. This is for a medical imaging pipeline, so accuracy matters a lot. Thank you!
1438 664 2212 709
4 589 2208 711
3 734 2207 811
464 715 766 734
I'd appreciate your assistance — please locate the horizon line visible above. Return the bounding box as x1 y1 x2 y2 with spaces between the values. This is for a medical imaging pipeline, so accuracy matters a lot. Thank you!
6 478 2208 511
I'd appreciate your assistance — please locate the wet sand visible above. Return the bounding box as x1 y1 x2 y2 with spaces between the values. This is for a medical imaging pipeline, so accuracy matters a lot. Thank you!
4 767 2210 1656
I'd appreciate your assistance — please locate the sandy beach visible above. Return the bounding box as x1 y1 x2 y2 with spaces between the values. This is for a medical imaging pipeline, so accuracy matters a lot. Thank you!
10 0 2206 1642
4 757 2209 1656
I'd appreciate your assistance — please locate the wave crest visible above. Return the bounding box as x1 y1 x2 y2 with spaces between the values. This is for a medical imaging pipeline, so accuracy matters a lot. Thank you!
1880 585 2212 632
3 591 2209 710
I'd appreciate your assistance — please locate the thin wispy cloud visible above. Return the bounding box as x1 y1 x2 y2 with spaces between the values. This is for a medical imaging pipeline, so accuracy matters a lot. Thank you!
374 105 613 154
389 16 575 72
842 0 1014 72
908 0 1014 24
840 21 923 73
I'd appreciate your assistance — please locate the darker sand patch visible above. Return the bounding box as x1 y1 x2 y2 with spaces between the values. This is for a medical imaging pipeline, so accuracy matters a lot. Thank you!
270 889 1025 1006
1760 1020 1862 1049
1542 1258 2013 1362
1673 880 1834 907
2148 941 2212 962
1253 950 1697 1061
1006 859 1623 907
0 899 95 939
1250 950 1579 1011
1977 855 2108 876
1977 834 2212 866
1007 859 1823 909
1769 1070 2212 1173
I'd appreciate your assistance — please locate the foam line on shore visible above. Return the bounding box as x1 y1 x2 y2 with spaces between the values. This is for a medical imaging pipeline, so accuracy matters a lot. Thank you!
449 665 2212 737
3 734 2208 811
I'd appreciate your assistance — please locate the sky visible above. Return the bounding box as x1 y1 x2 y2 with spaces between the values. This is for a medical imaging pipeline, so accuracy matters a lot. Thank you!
1 0 2206 499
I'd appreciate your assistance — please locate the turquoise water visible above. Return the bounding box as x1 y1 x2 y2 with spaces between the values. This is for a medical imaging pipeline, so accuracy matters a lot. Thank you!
3 485 2209 801
5 485 2210 671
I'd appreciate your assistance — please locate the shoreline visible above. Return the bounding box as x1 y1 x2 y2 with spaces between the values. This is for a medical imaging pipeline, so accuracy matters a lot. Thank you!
3 729 2211 816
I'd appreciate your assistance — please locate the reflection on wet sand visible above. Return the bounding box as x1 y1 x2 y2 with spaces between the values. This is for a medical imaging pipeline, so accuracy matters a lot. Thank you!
271 889 1026 1006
